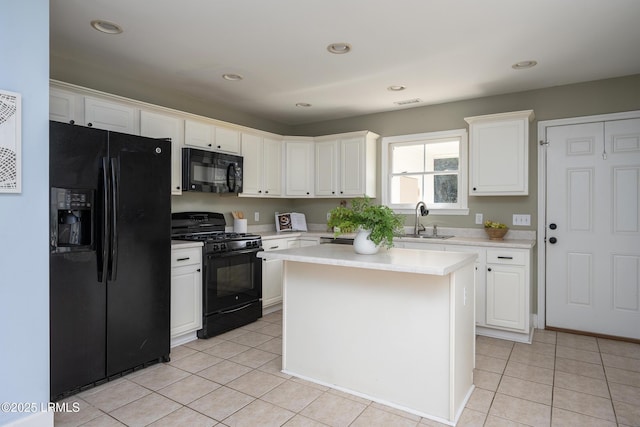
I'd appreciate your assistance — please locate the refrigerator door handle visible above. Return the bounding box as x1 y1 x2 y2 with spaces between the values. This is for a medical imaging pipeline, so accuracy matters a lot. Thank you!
99 157 111 283
108 157 119 281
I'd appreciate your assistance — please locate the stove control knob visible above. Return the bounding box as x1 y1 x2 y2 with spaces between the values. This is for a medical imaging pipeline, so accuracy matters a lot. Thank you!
221 243 227 251
213 244 219 251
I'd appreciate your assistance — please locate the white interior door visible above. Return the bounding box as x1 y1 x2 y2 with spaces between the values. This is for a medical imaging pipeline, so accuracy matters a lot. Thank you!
545 118 640 339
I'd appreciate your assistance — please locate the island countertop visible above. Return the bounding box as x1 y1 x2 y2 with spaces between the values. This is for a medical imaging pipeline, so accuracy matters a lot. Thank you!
257 244 477 276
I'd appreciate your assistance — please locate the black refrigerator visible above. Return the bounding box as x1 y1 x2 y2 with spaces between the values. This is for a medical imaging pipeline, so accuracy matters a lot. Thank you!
49 121 171 400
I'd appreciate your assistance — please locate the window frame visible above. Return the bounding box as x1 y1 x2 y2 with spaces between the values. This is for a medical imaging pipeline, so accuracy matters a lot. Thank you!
381 128 469 215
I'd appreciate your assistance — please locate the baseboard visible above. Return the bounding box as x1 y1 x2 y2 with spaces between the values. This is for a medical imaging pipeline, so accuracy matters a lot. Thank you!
170 331 198 348
476 325 533 344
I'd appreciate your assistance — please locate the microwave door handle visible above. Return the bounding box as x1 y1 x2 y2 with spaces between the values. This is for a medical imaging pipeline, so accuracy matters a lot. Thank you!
99 157 110 283
108 157 119 281
227 163 236 192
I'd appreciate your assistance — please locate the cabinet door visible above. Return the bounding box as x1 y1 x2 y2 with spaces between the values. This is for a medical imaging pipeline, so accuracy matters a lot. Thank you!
285 141 314 196
262 258 283 308
84 97 138 134
241 133 263 195
467 111 532 196
214 126 241 153
315 140 338 196
486 264 526 331
170 264 202 337
140 110 183 195
50 88 78 124
340 137 365 196
263 138 282 196
184 120 213 149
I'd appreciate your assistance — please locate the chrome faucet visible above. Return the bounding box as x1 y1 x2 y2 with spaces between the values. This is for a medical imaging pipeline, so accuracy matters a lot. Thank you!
414 201 429 235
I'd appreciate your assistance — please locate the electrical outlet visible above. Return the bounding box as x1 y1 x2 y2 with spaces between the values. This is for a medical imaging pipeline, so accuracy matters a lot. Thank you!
326 212 331 221
512 214 531 226
475 213 483 225
254 212 259 222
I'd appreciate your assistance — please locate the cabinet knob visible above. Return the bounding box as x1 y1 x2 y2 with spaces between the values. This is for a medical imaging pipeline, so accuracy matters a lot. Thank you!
340 191 343 194
176 186 180 190
487 268 492 272
217 145 221 149
208 143 212 147
332 191 335 194
549 223 557 230
473 187 477 191
265 190 269 194
69 120 75 125
87 122 93 127
258 190 262 193
196 268 201 272
306 192 310 195
549 237 558 244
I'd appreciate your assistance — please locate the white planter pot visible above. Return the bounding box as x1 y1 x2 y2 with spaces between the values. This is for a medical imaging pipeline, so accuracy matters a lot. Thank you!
353 229 380 255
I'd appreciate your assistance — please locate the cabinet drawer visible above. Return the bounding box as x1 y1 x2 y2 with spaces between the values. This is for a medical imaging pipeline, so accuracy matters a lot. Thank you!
171 248 202 267
263 239 290 251
486 249 525 265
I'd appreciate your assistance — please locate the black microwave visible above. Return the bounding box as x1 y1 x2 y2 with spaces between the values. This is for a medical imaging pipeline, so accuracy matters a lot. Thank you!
182 148 243 193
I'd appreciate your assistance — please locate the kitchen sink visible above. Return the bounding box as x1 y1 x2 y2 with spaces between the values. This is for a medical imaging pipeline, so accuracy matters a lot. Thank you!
406 234 454 240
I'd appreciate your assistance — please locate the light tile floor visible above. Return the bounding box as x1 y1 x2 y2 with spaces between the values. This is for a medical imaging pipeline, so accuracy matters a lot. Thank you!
55 311 640 426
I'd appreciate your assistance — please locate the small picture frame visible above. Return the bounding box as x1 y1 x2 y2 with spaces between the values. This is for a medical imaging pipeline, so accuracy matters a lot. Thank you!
0 89 22 193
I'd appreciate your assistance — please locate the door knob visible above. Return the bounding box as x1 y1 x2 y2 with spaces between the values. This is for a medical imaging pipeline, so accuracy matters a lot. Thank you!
549 237 558 244
549 223 557 230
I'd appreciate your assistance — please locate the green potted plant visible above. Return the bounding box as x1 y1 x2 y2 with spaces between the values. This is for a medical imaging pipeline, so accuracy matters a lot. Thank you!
327 197 404 253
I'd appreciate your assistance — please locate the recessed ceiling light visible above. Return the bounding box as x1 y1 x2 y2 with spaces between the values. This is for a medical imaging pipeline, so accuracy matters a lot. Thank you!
295 103 312 108
387 85 406 91
90 19 123 35
222 73 244 81
327 43 352 54
512 60 538 70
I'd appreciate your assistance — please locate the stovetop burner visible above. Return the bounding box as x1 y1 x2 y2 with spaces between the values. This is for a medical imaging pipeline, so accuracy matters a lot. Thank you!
171 212 262 253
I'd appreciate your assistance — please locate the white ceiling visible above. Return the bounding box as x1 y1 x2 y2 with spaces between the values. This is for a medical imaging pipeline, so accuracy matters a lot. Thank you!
50 0 640 126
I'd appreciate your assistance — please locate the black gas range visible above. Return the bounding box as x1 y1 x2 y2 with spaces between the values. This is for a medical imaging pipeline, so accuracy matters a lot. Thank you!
171 212 263 338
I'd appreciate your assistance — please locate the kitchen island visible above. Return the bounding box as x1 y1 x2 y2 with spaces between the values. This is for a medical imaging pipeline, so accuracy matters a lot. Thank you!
257 244 477 426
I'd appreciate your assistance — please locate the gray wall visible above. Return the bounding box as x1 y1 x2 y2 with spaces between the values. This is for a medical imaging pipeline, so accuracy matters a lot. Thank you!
291 74 640 228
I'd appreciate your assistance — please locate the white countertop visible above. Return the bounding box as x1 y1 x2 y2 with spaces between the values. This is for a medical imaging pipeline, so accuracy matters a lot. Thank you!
171 240 204 249
259 230 536 249
257 244 477 276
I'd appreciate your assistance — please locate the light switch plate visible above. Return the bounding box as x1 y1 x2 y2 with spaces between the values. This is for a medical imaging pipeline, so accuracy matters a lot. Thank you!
475 213 483 224
254 212 260 222
512 214 531 226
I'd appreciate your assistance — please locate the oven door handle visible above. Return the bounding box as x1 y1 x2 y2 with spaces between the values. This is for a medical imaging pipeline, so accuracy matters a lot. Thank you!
211 248 263 258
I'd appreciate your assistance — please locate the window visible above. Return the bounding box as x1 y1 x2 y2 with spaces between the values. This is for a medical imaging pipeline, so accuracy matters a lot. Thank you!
381 129 468 214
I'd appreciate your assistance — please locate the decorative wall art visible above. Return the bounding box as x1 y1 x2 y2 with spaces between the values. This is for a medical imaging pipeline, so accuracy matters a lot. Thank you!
0 89 21 193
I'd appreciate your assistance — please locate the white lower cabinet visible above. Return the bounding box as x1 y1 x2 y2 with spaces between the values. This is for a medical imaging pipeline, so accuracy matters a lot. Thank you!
485 249 528 332
170 246 202 346
397 240 532 342
262 236 320 310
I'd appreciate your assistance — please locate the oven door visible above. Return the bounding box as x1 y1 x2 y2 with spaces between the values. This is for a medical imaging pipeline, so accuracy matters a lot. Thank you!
203 249 262 314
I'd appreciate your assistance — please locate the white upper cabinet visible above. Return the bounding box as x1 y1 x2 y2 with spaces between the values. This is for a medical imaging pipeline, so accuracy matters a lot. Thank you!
49 87 138 135
84 97 138 134
184 119 240 154
315 131 378 197
315 140 338 196
140 110 184 195
465 110 534 196
284 138 315 197
240 133 282 197
50 87 79 124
